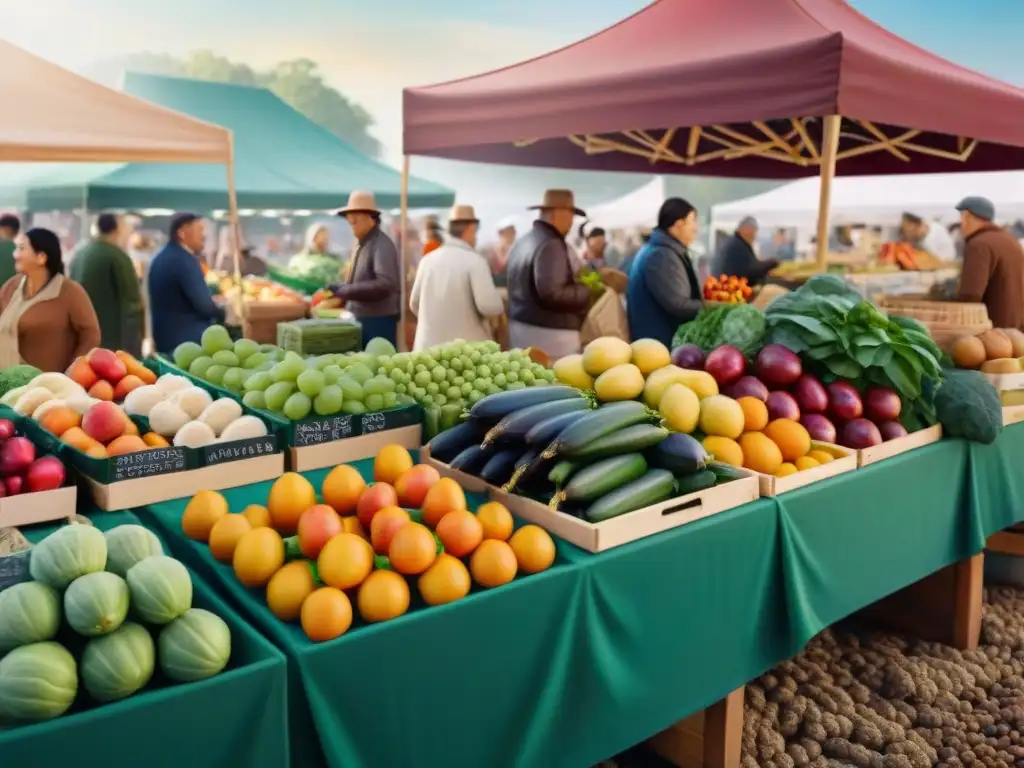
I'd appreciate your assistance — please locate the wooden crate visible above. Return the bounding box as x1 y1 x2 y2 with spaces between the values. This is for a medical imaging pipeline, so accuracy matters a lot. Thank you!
0 485 76 528
289 424 422 472
1003 405 1024 427
855 425 943 467
753 442 857 496
985 371 1024 392
420 447 491 494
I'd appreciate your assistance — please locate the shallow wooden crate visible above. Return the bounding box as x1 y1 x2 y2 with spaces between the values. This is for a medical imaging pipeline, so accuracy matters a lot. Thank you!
1003 405 1024 427
0 485 76 528
420 447 491 494
753 442 857 496
985 371 1024 392
855 424 943 467
288 424 422 472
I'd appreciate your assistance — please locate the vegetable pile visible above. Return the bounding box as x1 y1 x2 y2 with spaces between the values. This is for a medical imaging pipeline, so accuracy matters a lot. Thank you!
0 523 230 724
704 274 752 303
673 303 767 360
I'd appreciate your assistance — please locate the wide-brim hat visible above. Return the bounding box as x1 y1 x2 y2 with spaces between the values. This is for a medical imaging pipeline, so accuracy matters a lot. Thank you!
528 189 586 217
448 204 479 224
334 190 380 216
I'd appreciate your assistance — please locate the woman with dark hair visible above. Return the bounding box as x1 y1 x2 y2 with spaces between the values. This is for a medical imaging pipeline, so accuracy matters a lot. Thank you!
0 227 100 371
580 224 608 270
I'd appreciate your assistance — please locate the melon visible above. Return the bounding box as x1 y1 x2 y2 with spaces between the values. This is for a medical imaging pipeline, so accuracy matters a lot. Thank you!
159 608 231 682
582 337 633 377
126 556 193 625
0 642 78 722
594 363 645 402
29 523 107 589
105 525 164 577
0 581 61 652
81 622 155 703
64 571 130 637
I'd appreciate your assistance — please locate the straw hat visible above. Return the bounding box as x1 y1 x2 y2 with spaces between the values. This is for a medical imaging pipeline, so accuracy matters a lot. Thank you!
529 189 585 217
334 190 380 216
448 204 479 224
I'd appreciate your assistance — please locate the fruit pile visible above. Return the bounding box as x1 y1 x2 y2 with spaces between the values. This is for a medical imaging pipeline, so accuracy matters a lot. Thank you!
180 445 556 642
208 273 305 304
0 523 231 724
0 417 66 497
703 274 752 303
554 336 672 404
952 328 1024 375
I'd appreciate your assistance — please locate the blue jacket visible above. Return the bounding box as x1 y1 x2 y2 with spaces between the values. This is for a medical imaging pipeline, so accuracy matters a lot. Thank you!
147 242 225 354
626 228 702 348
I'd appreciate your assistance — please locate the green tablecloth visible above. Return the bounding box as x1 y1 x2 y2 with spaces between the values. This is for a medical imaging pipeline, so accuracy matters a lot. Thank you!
2 511 289 768
967 422 1024 538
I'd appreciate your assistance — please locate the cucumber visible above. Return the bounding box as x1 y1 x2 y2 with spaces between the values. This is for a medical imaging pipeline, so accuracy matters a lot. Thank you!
547 461 579 488
583 469 676 523
553 453 648 509
649 433 710 474
449 444 490 475
707 462 747 483
469 386 582 421
481 398 591 447
567 424 669 461
479 449 521 486
674 469 716 496
524 410 590 446
426 420 483 462
541 401 656 459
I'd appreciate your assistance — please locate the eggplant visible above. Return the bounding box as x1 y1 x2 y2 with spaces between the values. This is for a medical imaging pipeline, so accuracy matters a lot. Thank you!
482 398 590 447
648 432 710 475
426 420 483 462
449 444 490 475
524 410 591 446
479 449 522 486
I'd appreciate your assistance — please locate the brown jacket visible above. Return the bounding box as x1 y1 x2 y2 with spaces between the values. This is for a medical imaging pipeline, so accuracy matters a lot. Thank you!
0 276 101 372
958 225 1024 330
506 221 591 330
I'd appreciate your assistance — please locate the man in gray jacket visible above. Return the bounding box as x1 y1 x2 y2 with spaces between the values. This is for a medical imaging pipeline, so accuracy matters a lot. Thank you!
329 190 401 348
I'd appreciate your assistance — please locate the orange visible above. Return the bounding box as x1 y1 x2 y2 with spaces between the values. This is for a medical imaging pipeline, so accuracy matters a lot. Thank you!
357 570 410 623
476 502 514 542
421 477 467 528
470 540 518 588
267 560 317 622
181 490 229 542
373 444 414 486
418 554 471 606
739 432 784 475
321 464 366 515
795 456 821 471
61 426 102 454
208 514 253 562
301 587 352 642
267 472 317 534
702 436 744 467
317 533 374 590
388 522 437 575
232 527 285 588
394 464 441 508
40 407 80 438
85 444 108 459
120 416 140 437
736 396 769 432
435 510 484 558
807 449 835 465
341 516 369 541
106 435 148 456
242 504 273 528
508 525 556 574
142 432 170 448
776 462 798 477
763 419 811 462
370 506 411 555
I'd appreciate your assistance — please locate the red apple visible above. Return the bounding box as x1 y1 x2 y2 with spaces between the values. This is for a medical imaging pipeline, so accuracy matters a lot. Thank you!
25 456 65 493
0 437 35 477
4 475 23 495
704 345 746 386
864 386 902 423
297 504 343 559
87 348 127 384
0 419 15 441
82 402 126 444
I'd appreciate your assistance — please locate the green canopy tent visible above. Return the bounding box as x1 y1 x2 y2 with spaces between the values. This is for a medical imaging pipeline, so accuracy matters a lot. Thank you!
0 72 454 212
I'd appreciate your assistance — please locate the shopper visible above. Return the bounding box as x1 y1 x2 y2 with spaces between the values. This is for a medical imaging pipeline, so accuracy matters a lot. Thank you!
506 189 591 359
0 214 18 285
0 228 100 371
580 225 608 270
956 196 1024 329
711 216 778 285
69 213 144 357
147 213 226 355
627 198 703 347
410 204 503 350
328 191 401 347
900 212 956 261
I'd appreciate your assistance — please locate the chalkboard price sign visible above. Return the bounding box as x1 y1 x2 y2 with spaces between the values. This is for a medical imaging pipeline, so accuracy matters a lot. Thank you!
112 448 187 482
203 437 277 466
293 415 355 446
360 411 387 434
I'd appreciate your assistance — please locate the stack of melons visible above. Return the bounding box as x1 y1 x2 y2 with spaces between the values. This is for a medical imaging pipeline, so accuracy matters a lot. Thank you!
952 329 1024 374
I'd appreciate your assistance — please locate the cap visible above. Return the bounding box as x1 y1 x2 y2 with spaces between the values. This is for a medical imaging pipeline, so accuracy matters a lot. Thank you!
955 196 995 222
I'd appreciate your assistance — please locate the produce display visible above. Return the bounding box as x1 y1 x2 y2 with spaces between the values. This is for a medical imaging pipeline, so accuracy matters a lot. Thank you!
0 416 66 497
2 349 155 409
704 274 752 303
206 273 305 304
0 364 41 398
951 328 1024 376
180 445 556 642
672 303 767 359
0 523 230 724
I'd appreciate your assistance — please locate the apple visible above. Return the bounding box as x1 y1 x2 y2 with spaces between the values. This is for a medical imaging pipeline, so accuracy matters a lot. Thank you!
4 475 23 495
0 418 15 441
87 348 127 384
82 402 127 444
25 456 65 493
0 437 35 477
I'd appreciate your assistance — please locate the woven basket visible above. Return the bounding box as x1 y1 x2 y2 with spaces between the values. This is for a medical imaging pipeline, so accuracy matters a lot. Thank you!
877 295 990 327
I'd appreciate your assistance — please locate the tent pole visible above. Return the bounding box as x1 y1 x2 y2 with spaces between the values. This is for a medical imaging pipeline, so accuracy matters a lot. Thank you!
399 155 410 353
814 115 842 270
225 135 244 327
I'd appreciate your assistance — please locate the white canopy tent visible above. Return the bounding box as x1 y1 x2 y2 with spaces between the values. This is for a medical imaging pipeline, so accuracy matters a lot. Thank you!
712 172 1024 232
586 177 666 231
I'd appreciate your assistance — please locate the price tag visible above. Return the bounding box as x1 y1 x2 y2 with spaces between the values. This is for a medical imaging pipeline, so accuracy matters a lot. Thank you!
112 448 187 482
202 437 277 466
293 415 355 446
360 411 387 434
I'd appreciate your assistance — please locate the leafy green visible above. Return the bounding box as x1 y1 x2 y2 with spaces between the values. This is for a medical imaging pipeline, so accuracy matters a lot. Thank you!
286 253 344 287
0 365 41 398
672 304 766 358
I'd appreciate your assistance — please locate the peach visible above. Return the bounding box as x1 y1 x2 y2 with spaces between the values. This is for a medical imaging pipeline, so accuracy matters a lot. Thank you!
106 435 148 456
87 348 126 384
82 401 126 444
121 416 140 437
395 464 441 508
85 444 108 460
116 351 157 385
61 426 101 453
355 482 398 530
142 432 170 448
88 380 115 401
66 356 98 390
40 407 81 437
113 374 144 401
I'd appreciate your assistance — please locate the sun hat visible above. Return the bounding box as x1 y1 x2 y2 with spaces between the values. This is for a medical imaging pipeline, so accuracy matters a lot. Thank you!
528 189 586 217
448 204 479 223
334 190 381 216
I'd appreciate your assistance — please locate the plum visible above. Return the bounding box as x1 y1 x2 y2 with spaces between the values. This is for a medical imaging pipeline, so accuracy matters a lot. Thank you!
766 391 800 422
801 413 837 444
864 386 902 423
724 376 769 402
755 344 802 388
878 421 909 441
792 374 828 413
704 346 746 386
827 380 863 421
671 344 705 370
842 418 883 449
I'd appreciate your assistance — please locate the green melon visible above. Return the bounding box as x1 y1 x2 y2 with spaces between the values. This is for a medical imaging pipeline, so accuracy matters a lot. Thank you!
104 525 163 578
64 572 129 637
0 642 78 722
0 582 61 652
126 556 192 625
158 609 231 682
29 524 107 590
81 622 155 703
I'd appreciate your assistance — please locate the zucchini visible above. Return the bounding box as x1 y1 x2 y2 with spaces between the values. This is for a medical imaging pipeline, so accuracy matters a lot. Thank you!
540 401 656 459
469 386 582 421
553 454 648 509
567 424 669 461
547 461 579 488
449 444 490 475
649 433 710 474
481 398 590 447
707 462 747 483
674 469 716 496
524 410 591 446
423 406 440 441
426 420 483 462
479 449 522 486
583 469 676 523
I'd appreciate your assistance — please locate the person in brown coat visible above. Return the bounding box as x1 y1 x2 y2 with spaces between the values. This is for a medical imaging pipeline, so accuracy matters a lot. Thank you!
0 228 101 372
956 196 1024 329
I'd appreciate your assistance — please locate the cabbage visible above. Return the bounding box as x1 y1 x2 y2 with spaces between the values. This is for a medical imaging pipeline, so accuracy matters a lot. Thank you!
672 304 766 358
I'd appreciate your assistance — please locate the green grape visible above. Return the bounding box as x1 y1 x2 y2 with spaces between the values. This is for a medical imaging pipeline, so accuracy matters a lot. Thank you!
222 367 247 392
271 357 306 383
426 382 439 396
341 400 367 415
377 366 387 376
486 384 501 395
244 371 273 392
414 370 432 386
485 341 500 353
449 357 464 373
205 364 227 385
446 386 462 400
519 369 535 385
382 392 398 408
310 355 335 370
323 364 344 385
242 390 267 410
506 381 527 391
336 376 364 401
472 378 488 392
314 385 344 415
468 390 484 404
365 393 385 411
493 373 507 388
458 355 473 370
430 366 447 383
529 376 547 386
410 386 426 400
434 394 447 406
389 368 405 383
445 368 458 383
265 382 296 411
452 376 465 387
506 371 519 383
415 363 428 374
470 351 482 364
543 369 557 382
346 362 374 385
396 383 407 395
242 352 268 370
476 365 492 379
460 382 473 397
297 368 326 397
283 392 312 421
211 350 239 367
420 394 435 407
508 361 521 373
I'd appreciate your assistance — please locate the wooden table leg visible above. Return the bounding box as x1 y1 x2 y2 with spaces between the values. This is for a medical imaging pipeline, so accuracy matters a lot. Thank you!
647 686 745 768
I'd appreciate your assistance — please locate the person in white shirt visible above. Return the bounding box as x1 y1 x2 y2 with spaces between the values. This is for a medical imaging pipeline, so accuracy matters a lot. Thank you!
900 212 956 261
409 204 504 351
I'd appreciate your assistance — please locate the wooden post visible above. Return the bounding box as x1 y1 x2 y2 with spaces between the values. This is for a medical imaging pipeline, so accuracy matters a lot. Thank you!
399 155 410 353
225 133 245 326
814 115 842 270
647 686 745 768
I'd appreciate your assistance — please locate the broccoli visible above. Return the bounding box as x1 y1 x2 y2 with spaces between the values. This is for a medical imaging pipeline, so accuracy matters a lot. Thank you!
0 364 41 398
